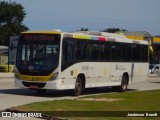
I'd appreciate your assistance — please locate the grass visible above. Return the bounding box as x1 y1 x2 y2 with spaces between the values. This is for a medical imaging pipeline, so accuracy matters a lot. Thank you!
15 90 160 120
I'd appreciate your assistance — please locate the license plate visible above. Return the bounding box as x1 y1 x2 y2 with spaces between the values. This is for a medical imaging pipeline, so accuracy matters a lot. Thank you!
30 85 38 89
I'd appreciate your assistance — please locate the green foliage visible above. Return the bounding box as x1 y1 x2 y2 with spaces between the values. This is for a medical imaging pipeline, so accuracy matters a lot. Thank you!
77 28 89 31
101 28 127 33
0 1 29 46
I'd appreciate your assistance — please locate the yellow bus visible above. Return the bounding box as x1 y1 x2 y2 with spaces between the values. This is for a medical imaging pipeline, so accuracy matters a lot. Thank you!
14 30 149 96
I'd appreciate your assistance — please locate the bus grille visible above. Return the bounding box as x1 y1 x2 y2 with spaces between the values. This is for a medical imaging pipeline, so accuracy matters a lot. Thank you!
22 82 46 88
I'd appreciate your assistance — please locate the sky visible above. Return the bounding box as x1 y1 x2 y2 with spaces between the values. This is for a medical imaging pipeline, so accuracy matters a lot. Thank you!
4 0 160 35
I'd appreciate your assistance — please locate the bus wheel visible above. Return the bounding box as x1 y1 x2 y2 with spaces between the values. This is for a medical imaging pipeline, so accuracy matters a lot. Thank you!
121 75 128 92
74 77 82 96
112 76 128 92
36 89 46 95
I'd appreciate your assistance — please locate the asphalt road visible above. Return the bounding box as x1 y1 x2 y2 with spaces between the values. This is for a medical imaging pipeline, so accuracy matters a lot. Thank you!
0 75 160 119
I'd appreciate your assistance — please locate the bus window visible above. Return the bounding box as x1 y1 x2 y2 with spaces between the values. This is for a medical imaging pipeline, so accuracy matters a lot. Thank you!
62 40 74 62
62 39 76 71
105 42 111 61
67 46 73 62
140 45 148 62
99 42 106 60
87 41 99 60
122 43 131 61
111 43 121 61
132 44 140 62
74 40 87 61
99 42 111 61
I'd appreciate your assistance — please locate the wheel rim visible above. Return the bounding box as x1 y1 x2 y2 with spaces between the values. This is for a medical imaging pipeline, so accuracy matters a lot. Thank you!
74 78 82 96
122 77 127 91
75 81 80 94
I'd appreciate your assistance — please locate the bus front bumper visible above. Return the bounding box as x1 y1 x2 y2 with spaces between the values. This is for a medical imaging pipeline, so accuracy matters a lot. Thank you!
14 78 62 90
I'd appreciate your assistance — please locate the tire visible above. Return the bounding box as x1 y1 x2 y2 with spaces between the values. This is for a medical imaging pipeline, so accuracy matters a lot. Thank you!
36 89 47 95
121 76 128 92
112 75 128 92
74 77 82 96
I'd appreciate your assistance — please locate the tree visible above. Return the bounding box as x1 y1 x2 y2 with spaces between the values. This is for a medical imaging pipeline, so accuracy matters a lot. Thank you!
0 1 29 46
77 28 89 31
101 27 127 33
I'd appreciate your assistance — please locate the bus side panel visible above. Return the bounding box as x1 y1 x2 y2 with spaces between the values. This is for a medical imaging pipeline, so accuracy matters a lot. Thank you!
61 62 88 89
60 62 149 89
61 62 112 89
85 62 111 88
132 62 149 83
110 62 132 86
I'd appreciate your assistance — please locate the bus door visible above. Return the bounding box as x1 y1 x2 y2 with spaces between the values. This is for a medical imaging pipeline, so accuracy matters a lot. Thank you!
61 39 75 81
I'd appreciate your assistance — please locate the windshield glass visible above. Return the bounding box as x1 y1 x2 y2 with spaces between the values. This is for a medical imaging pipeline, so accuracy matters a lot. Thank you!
17 34 60 76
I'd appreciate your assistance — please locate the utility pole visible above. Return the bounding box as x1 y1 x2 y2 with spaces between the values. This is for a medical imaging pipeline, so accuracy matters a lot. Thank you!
8 0 11 72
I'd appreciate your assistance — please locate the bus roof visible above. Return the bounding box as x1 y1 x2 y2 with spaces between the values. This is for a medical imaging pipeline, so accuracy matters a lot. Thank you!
21 30 148 44
70 31 148 44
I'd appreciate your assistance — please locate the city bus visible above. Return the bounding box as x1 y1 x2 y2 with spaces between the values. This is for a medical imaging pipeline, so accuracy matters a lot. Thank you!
14 30 149 96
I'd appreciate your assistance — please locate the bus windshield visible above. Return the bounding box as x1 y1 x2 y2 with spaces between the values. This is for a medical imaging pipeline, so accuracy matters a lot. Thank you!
16 34 60 76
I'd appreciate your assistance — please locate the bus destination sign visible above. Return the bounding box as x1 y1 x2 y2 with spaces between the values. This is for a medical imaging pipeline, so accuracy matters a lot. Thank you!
23 34 55 41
